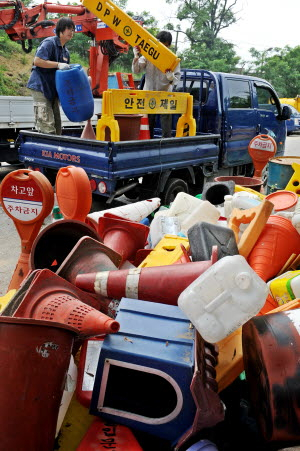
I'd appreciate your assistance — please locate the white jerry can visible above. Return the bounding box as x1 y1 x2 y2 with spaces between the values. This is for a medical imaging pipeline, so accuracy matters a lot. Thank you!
178 255 268 343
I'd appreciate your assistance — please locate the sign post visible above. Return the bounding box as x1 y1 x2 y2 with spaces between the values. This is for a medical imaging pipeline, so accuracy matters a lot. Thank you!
248 134 277 178
0 169 54 290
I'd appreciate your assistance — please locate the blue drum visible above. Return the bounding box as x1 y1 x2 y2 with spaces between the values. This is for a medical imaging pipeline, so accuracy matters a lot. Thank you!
55 64 94 122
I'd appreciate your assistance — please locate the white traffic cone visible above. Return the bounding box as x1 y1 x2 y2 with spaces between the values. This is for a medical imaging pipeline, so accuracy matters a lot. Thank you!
86 198 161 229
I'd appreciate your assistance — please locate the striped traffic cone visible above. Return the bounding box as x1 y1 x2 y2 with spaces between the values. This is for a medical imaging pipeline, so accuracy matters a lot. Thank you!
75 259 217 305
139 114 150 140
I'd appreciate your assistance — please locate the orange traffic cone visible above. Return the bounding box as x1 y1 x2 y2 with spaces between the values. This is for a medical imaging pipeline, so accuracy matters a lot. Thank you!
97 216 149 264
75 259 217 305
138 114 150 140
248 215 300 282
12 269 120 336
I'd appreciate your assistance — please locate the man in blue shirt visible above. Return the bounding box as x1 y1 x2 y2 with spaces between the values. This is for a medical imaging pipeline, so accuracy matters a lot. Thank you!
27 17 75 134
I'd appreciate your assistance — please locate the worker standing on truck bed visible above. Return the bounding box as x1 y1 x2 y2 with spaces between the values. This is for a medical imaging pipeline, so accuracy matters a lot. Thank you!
27 17 75 135
132 30 181 138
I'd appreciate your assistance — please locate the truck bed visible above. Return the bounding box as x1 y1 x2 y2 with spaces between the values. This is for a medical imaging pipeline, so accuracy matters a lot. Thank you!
18 130 220 197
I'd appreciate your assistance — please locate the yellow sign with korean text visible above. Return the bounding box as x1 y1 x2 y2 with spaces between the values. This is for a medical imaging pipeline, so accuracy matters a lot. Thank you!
106 89 188 115
96 89 196 140
81 0 180 72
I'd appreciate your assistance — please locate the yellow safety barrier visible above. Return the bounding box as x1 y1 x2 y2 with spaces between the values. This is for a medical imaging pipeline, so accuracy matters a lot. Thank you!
81 0 180 73
96 89 196 140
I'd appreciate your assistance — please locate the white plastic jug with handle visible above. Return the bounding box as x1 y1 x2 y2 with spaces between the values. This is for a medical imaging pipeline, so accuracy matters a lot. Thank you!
178 255 268 343
167 192 203 223
150 215 181 247
180 200 220 235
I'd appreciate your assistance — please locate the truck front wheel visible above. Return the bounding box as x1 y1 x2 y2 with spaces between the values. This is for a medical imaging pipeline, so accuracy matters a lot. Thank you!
161 178 189 206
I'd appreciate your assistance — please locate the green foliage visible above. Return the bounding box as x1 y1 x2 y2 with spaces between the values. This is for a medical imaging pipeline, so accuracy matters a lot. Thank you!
66 33 90 62
180 38 240 73
164 0 240 72
245 46 300 97
0 64 24 95
0 31 17 55
167 0 237 49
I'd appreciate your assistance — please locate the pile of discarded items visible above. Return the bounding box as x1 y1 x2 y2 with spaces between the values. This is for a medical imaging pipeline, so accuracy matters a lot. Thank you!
1 165 300 451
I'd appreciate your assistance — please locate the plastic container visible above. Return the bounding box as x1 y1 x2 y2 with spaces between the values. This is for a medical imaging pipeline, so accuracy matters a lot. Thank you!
103 114 142 141
56 64 94 122
268 270 300 305
149 215 181 247
202 180 235 206
231 191 262 210
0 317 77 451
247 215 300 282
214 176 263 192
243 310 300 441
167 192 203 222
178 255 268 343
265 190 298 213
223 195 233 219
180 200 220 235
188 221 239 261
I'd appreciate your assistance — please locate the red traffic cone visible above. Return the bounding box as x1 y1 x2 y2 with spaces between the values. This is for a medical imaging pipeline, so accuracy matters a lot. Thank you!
75 258 216 305
13 269 119 336
138 114 151 140
97 216 149 265
56 236 122 285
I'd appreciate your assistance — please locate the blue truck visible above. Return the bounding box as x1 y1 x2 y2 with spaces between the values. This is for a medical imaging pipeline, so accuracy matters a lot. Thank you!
18 69 291 204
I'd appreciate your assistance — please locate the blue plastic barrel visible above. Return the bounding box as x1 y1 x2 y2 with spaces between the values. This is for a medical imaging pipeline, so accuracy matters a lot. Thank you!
267 156 300 194
55 64 94 122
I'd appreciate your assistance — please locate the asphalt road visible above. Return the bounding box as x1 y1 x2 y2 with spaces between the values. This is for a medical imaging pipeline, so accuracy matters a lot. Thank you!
0 134 300 297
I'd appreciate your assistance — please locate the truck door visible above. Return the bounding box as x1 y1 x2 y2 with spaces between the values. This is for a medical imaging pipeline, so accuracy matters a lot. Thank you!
253 82 286 156
222 76 256 166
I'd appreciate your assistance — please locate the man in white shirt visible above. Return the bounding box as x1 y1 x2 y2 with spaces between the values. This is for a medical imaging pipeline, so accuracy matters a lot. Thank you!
132 31 181 138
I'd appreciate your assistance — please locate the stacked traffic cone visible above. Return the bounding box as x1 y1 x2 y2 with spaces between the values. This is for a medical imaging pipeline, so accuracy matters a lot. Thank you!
56 236 122 285
86 198 161 230
12 269 119 336
75 259 216 305
138 114 151 140
248 215 300 282
97 216 149 265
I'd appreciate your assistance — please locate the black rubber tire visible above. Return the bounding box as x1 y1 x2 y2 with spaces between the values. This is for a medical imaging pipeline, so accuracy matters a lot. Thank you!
161 177 189 206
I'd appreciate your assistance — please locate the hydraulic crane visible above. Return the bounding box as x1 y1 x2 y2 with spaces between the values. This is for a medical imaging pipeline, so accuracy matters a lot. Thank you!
0 0 141 96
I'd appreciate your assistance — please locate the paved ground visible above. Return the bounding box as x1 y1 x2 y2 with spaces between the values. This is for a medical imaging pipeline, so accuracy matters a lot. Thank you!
0 134 300 296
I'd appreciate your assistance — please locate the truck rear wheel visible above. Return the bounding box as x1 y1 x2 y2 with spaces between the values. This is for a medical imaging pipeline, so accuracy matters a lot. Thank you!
161 178 189 206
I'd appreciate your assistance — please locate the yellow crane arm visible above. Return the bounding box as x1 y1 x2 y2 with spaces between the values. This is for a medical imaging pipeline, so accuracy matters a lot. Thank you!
81 0 180 73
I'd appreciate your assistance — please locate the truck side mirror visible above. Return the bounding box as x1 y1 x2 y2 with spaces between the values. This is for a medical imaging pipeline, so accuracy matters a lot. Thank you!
280 105 292 120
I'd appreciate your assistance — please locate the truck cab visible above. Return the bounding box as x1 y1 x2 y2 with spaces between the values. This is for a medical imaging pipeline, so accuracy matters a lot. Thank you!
173 69 290 170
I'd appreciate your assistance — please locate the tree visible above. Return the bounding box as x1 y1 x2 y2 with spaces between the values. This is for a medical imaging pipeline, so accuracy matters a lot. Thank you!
179 37 239 72
246 46 300 97
166 0 240 71
167 0 238 50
